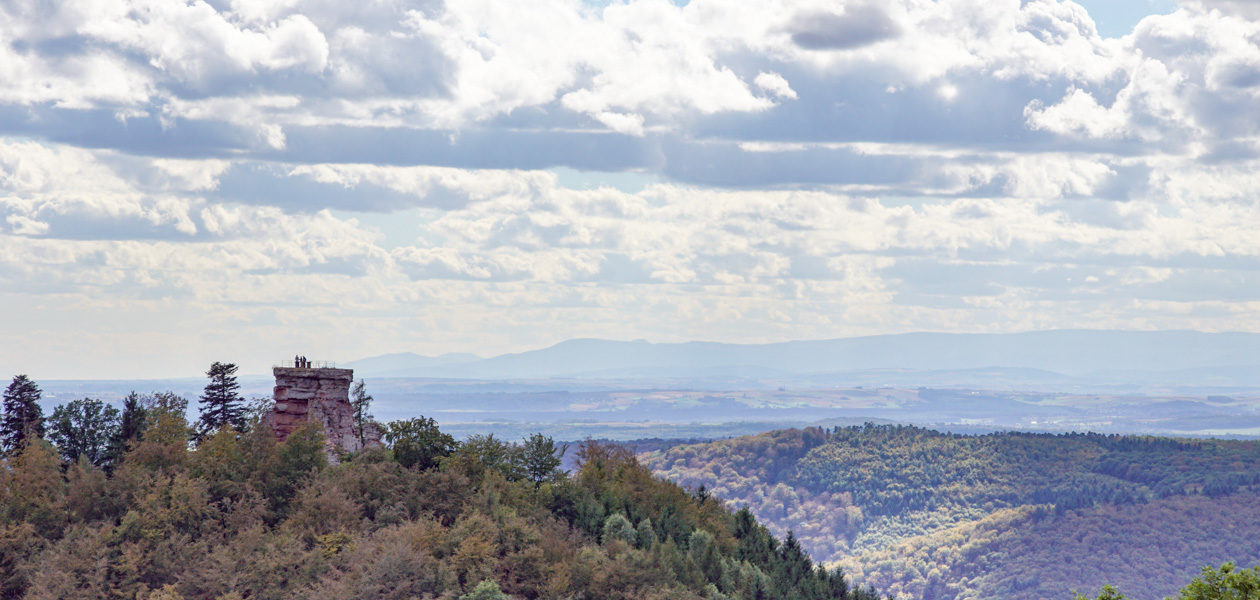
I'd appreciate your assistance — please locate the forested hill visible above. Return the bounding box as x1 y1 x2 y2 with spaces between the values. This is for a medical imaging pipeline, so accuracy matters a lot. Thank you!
643 425 1260 600
0 403 877 600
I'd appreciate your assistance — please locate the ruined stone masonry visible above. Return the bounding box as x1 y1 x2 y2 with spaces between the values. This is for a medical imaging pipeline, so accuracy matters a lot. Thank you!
271 365 382 458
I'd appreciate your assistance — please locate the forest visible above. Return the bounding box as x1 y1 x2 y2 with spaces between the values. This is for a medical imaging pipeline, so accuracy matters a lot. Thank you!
8 366 1260 600
643 424 1260 600
0 372 878 600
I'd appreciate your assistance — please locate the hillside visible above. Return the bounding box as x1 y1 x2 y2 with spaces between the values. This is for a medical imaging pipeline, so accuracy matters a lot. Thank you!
0 405 876 600
845 493 1260 600
642 425 1260 600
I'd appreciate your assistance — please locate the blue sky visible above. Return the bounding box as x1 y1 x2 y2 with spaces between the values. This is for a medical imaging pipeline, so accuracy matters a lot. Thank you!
1 0 1258 379
1075 0 1178 36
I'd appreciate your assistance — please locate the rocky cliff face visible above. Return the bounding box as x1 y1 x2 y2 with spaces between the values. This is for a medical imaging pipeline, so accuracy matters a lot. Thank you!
272 367 378 457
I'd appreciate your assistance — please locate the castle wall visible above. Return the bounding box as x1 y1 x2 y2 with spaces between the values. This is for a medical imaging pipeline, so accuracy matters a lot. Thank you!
272 367 362 455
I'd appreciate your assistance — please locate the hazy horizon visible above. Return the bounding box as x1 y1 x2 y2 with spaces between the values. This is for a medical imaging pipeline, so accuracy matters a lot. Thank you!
14 328 1260 381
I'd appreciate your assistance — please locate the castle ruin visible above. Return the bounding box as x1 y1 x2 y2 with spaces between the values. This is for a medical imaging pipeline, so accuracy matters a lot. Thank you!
271 361 381 457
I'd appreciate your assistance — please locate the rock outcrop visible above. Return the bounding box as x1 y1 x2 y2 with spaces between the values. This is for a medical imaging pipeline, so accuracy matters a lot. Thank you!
272 366 380 458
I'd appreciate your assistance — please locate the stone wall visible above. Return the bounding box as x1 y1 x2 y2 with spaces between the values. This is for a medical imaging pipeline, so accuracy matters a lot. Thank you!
272 366 370 457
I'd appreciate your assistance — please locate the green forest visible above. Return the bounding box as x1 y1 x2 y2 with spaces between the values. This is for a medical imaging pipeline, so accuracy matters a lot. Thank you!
643 424 1260 600
0 379 878 600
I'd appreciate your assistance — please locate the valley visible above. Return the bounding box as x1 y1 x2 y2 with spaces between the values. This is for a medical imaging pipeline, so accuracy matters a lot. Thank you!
642 425 1260 600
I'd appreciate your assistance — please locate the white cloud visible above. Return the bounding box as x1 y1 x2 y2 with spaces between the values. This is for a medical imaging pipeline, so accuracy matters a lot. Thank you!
78 2 329 83
754 72 798 100
1194 1 1260 20
0 1 1258 375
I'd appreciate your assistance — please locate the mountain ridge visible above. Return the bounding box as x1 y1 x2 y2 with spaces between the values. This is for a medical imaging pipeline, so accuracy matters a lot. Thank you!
344 330 1260 386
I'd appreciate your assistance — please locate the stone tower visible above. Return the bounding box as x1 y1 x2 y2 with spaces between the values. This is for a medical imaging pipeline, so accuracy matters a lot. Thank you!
272 363 368 456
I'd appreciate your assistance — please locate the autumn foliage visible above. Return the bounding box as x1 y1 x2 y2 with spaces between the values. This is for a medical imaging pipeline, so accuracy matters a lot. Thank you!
0 396 877 600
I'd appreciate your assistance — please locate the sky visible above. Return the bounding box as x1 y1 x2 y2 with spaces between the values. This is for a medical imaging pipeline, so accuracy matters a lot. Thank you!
2 0 1260 379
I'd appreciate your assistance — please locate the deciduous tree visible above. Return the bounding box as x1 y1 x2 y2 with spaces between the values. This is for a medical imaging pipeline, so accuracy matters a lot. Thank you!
520 433 565 486
460 580 508 600
47 398 120 467
350 379 373 446
1176 562 1260 600
385 417 456 470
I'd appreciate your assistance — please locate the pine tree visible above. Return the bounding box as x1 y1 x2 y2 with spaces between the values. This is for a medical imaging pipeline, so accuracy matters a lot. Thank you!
196 362 245 441
1 374 45 455
350 379 374 446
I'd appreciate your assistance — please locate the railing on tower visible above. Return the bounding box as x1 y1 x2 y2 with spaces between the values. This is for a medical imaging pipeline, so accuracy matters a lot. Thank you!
276 360 337 369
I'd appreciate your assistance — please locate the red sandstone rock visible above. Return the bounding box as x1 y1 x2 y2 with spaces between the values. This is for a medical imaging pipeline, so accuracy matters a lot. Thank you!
271 366 381 459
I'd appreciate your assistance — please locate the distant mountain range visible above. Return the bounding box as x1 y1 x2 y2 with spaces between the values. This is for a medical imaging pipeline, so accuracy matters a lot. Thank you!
344 330 1260 388
341 352 482 376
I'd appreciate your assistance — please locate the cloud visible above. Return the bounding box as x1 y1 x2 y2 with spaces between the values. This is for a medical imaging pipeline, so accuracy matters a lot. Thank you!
0 1 1259 375
1196 1 1260 20
79 3 329 86
787 4 902 50
754 72 798 100
0 0 1252 169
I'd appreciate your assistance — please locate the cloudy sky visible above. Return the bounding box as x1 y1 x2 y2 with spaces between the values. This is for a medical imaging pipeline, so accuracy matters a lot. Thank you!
2 0 1259 379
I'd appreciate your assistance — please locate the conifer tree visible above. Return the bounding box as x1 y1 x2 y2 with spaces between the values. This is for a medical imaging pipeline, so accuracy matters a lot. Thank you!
1 374 45 455
196 362 245 441
106 391 148 467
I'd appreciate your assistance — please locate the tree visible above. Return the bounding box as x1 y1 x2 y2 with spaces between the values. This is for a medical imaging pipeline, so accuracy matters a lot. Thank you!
636 518 658 548
384 417 456 470
196 362 245 441
106 391 148 467
350 379 373 446
460 580 508 600
2 439 67 537
1176 562 1260 600
2 375 44 455
127 394 192 472
688 529 723 584
454 433 524 480
519 433 566 486
241 395 275 430
47 398 120 467
143 391 189 416
602 513 636 545
1074 585 1126 600
1081 563 1260 600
